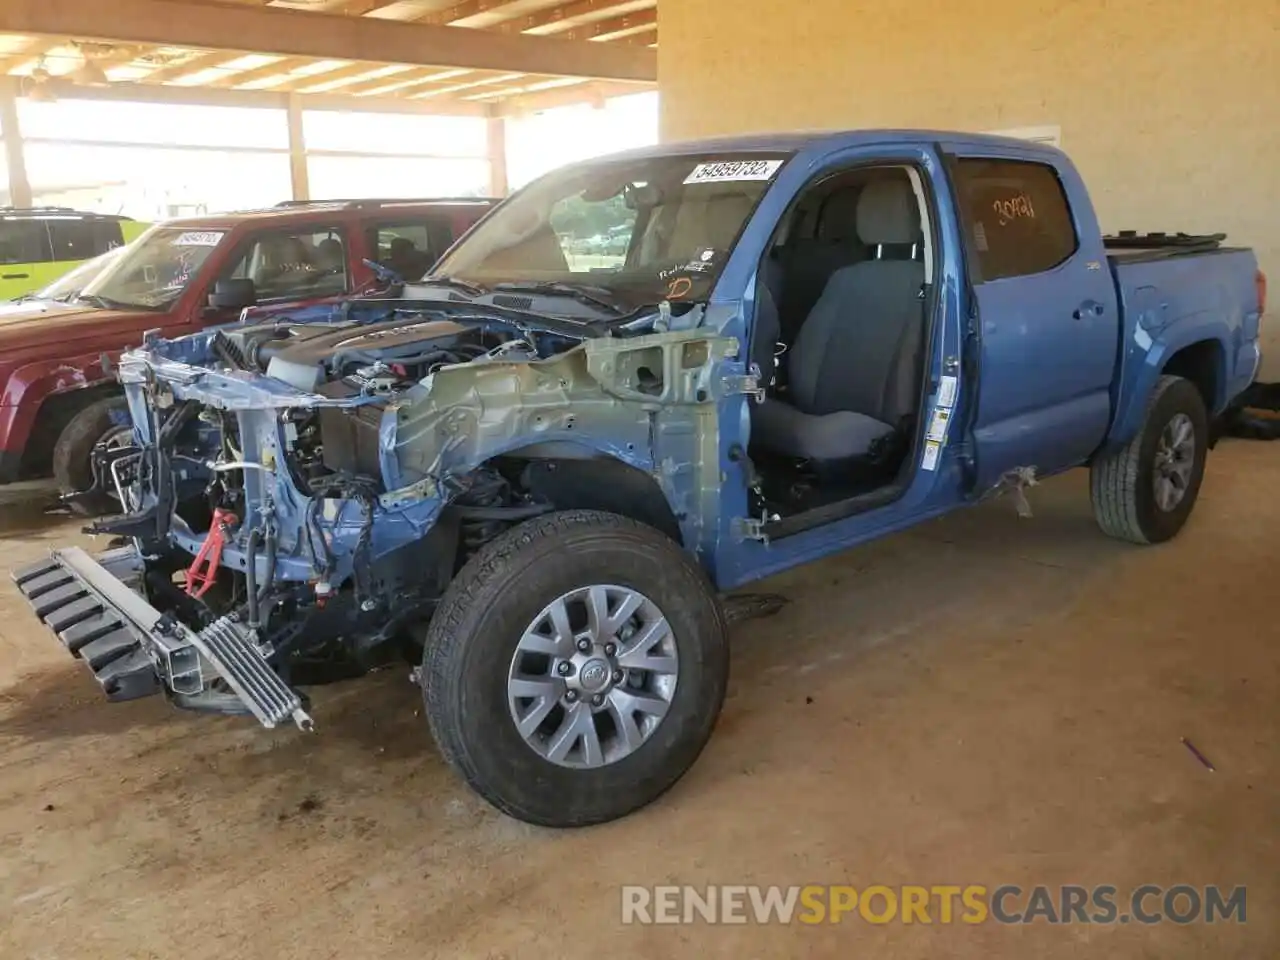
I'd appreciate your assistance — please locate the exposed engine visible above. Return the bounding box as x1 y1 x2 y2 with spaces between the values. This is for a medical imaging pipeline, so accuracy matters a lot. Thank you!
88 310 585 690
211 316 536 394
205 316 542 486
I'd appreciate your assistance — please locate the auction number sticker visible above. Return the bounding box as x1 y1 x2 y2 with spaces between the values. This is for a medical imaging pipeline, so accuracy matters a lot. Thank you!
684 159 785 185
174 231 224 247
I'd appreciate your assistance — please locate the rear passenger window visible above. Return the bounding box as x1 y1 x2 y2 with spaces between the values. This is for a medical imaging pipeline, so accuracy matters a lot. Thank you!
48 219 125 262
367 219 456 280
956 159 1077 280
0 221 52 264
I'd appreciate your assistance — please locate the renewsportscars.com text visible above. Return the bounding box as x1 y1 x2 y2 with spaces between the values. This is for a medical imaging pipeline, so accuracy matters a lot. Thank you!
620 884 1246 926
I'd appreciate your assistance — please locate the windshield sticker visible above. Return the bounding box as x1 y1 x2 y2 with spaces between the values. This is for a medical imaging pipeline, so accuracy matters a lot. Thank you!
666 276 693 299
684 159 784 185
174 231 223 247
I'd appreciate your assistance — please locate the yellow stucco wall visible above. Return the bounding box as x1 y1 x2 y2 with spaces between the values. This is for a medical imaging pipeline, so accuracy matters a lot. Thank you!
659 0 1280 369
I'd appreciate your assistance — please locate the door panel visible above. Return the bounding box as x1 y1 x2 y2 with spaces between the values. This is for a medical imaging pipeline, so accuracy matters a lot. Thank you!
951 154 1119 488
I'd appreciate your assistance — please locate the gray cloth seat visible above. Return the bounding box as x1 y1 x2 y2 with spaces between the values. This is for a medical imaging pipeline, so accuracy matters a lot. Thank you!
777 186 868 343
751 176 927 467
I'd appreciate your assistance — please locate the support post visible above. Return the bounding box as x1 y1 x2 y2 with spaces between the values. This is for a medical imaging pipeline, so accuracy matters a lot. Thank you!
0 77 33 207
486 115 508 198
286 94 310 202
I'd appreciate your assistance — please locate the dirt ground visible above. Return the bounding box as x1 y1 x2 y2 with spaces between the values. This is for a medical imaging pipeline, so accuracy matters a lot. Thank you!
1 444 1276 959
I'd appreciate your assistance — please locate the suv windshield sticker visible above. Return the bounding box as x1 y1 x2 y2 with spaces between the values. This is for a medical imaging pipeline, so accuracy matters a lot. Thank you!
683 159 784 185
174 231 223 247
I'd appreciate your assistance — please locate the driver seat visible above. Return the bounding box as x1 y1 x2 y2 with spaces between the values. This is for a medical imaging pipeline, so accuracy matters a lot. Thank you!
750 176 926 469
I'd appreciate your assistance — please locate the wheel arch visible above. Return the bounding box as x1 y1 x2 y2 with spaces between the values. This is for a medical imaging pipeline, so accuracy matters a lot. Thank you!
1160 338 1225 415
22 382 124 477
1105 333 1228 455
499 444 685 546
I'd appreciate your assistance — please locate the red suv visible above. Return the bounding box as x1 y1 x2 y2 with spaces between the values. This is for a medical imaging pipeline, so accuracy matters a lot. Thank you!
0 198 495 509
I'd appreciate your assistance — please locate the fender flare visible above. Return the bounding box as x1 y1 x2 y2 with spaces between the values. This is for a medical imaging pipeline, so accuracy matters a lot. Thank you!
1105 321 1230 452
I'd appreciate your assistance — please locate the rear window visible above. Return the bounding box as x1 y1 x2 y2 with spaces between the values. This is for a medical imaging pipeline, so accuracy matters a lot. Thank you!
955 159 1078 280
0 221 53 265
48 219 126 261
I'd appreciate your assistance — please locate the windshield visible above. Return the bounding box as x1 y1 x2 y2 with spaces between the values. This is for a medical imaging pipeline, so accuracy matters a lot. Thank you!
31 246 125 301
431 152 792 313
79 227 225 310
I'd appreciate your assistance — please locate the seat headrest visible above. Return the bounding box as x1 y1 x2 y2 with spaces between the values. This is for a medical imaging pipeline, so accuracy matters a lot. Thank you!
703 192 754 245
856 178 918 246
666 191 754 258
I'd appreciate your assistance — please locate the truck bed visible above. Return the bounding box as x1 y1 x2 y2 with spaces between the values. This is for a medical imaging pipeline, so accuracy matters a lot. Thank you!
1104 230 1248 265
1108 239 1261 429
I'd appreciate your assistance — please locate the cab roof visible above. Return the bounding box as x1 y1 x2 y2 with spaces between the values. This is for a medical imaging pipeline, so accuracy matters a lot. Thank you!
573 128 1066 165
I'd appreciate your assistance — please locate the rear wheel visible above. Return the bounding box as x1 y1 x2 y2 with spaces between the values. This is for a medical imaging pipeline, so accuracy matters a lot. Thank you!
1090 375 1208 544
420 510 728 827
52 395 131 516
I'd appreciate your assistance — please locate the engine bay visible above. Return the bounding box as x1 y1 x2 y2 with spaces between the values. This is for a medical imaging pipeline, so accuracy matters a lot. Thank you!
212 314 541 395
92 294 721 692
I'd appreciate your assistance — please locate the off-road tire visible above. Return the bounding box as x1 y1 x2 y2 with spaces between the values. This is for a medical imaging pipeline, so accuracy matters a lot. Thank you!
52 395 129 516
421 509 729 827
1090 375 1208 545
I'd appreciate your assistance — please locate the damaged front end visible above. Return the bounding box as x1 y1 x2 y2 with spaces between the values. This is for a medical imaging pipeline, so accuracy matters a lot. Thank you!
14 299 738 728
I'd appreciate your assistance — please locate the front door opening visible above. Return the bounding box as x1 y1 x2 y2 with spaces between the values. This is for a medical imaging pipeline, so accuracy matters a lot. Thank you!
745 163 936 529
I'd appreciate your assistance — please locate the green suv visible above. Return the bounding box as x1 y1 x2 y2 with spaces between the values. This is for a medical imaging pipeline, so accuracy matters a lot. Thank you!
0 207 148 300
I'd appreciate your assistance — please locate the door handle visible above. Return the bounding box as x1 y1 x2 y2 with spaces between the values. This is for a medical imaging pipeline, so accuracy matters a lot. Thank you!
2 272 30 280
1073 300 1105 320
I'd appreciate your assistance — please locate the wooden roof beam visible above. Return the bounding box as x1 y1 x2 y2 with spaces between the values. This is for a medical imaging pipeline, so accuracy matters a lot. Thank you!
139 49 242 84
0 38 58 74
0 0 657 80
417 1 525 27
338 67 473 98
209 56 321 89
501 0 655 36
5 74 489 115
283 61 414 93
555 10 656 43
486 79 653 116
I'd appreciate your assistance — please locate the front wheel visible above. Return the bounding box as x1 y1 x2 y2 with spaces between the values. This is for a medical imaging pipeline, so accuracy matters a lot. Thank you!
1090 375 1208 544
420 510 729 827
52 395 132 516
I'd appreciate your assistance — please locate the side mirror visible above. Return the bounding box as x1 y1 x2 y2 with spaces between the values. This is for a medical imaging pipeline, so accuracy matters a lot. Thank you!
208 278 257 311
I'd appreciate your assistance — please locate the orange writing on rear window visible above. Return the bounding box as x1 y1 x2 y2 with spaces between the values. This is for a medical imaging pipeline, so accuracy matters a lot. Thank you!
992 193 1036 226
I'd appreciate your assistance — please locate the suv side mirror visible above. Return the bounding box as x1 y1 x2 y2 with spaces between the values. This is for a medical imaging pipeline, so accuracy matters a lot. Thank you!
208 278 257 311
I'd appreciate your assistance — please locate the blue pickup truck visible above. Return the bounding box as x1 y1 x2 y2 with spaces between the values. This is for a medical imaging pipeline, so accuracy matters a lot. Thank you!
12 130 1266 828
